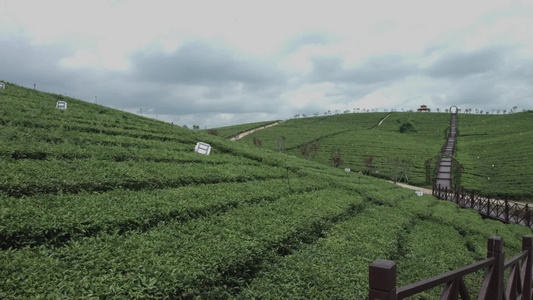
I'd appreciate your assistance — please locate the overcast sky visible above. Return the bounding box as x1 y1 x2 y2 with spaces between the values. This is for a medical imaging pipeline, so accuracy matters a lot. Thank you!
1 0 532 128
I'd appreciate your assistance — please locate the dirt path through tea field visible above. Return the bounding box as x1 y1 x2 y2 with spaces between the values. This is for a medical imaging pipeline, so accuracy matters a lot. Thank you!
389 181 433 195
389 181 522 201
230 121 284 141
377 113 392 127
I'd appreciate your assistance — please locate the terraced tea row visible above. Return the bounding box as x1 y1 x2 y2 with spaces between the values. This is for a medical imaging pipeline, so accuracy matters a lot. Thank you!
0 159 285 197
0 87 165 134
238 185 530 299
457 113 533 200
238 201 416 299
237 112 450 187
1 137 257 165
238 113 389 150
300 130 441 184
0 176 332 250
0 189 364 298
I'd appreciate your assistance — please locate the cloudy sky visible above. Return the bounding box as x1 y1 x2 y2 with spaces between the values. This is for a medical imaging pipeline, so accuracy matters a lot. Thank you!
1 0 532 128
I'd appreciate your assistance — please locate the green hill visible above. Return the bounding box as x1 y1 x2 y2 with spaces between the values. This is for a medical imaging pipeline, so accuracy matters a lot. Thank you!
233 110 533 200
0 82 531 298
201 120 280 139
235 112 451 187
456 112 533 200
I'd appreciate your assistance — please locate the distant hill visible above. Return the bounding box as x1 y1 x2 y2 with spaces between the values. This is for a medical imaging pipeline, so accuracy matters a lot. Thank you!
457 112 533 200
201 120 280 139
0 82 530 298
228 111 533 200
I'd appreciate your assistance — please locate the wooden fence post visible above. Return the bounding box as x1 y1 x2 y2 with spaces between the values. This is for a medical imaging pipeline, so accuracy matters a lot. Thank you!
486 197 491 215
485 236 504 300
504 200 509 223
493 199 500 217
522 236 532 299
526 204 531 228
470 191 475 209
369 259 397 300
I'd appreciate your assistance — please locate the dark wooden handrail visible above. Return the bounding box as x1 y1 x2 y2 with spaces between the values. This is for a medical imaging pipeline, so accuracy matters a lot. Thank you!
396 257 495 298
433 185 533 230
504 250 528 269
369 236 533 300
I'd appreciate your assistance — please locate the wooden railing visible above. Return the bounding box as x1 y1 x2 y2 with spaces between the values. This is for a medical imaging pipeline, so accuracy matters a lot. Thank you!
369 236 533 299
433 185 533 230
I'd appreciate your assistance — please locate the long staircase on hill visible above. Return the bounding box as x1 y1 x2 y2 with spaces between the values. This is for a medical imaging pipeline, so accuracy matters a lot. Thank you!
434 112 458 190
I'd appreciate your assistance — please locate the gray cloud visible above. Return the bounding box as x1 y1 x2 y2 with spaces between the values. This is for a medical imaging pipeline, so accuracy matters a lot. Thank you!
130 41 286 88
0 37 75 89
424 47 507 78
0 37 289 122
447 75 500 106
307 54 418 85
121 41 291 118
1 35 532 130
283 31 336 52
0 37 134 107
422 47 533 111
324 83 384 100
132 90 283 116
506 58 533 81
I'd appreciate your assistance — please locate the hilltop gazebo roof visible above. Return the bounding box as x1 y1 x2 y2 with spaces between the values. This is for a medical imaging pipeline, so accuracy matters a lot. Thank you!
417 105 431 112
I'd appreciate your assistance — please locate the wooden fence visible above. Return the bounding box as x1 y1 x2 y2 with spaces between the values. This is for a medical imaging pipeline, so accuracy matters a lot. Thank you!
433 185 533 230
369 235 533 299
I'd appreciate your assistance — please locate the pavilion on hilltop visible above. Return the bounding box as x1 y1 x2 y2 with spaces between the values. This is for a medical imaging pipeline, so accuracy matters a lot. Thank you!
417 105 431 112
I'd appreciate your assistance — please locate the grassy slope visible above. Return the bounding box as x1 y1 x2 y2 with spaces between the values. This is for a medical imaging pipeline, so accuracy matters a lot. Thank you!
456 112 533 200
232 111 533 200
235 112 450 187
0 82 531 299
202 120 280 139
237 112 387 150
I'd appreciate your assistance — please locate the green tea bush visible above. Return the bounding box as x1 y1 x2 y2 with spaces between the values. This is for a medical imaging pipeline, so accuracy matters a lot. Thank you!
1 83 532 298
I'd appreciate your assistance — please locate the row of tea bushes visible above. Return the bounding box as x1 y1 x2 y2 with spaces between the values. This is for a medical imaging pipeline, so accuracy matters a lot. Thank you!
0 189 364 298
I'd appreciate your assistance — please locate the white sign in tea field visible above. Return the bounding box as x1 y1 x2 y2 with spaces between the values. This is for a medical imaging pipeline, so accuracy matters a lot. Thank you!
195 142 211 155
56 101 67 110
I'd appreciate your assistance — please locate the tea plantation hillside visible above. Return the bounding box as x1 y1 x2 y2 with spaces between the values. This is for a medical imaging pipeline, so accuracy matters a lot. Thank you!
0 82 531 299
456 112 533 200
233 111 533 201
202 120 280 139
235 112 451 187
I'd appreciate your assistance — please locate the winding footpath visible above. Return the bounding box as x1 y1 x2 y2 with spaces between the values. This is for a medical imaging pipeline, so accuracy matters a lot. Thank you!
376 113 391 127
230 121 284 141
